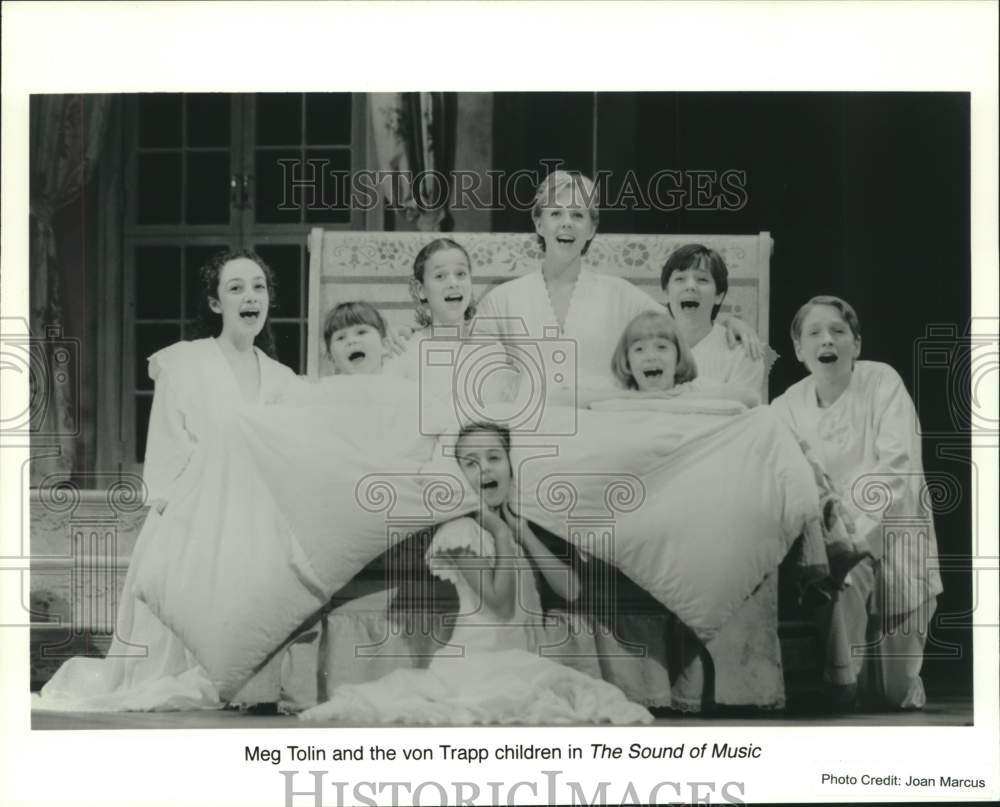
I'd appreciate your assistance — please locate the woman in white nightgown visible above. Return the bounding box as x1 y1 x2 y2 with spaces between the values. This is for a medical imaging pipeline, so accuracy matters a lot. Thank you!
473 172 773 712
771 295 943 709
300 423 652 725
34 250 302 712
474 172 761 394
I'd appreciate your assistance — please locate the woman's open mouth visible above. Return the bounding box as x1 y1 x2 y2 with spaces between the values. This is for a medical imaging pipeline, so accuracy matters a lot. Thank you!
239 309 260 321
481 480 499 490
348 350 366 363
817 352 838 364
444 294 465 304
679 300 700 310
642 368 664 379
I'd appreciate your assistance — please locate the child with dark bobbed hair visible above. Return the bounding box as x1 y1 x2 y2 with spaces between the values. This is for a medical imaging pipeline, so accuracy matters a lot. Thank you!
322 301 387 375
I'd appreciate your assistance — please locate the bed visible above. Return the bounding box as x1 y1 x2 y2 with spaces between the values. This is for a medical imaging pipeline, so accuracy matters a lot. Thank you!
306 229 772 399
300 228 787 711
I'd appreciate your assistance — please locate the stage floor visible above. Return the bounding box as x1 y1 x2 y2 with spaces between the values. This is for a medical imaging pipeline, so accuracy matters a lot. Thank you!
32 694 972 730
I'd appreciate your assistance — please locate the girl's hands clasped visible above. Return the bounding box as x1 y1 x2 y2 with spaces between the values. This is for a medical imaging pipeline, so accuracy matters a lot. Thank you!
476 506 509 540
499 503 533 547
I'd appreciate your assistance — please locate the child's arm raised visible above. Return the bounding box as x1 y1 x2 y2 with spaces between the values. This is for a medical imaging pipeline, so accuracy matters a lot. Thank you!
446 509 518 620
502 505 581 604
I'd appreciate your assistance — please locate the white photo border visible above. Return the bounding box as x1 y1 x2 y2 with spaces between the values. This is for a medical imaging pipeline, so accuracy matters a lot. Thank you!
2 2 997 805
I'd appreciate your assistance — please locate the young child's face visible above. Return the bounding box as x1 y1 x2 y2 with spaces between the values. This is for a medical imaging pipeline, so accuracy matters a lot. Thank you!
627 336 678 392
417 248 472 326
664 262 723 327
793 304 860 380
327 323 384 375
456 431 512 510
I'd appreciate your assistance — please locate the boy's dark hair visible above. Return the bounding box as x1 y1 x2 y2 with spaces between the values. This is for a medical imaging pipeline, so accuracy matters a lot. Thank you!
660 243 730 321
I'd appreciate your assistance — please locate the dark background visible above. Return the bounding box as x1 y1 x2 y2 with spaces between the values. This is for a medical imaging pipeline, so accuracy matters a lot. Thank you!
494 92 973 695
45 91 974 698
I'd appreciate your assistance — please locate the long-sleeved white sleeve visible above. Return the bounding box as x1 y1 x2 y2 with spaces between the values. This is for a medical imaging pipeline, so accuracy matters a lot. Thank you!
847 368 926 558
142 361 197 505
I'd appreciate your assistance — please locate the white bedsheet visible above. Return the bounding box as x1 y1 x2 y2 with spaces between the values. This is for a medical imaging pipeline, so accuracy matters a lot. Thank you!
135 377 825 700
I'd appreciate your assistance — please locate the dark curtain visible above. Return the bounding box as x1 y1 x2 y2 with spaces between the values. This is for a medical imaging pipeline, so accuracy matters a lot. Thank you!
369 92 455 231
29 94 110 483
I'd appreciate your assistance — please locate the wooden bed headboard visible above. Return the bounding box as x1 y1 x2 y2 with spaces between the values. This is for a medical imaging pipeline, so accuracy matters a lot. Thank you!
307 229 773 381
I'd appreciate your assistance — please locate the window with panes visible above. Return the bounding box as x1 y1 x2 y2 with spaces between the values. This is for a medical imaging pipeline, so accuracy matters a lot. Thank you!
126 93 366 467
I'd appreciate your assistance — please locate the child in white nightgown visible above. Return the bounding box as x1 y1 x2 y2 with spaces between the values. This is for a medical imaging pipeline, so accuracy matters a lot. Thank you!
381 237 514 407
300 423 652 724
574 310 758 411
660 243 767 406
771 295 942 709
34 249 302 712
280 300 441 707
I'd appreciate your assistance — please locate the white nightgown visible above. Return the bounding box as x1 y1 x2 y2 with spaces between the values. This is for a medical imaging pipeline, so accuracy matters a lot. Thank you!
300 518 653 725
285 331 517 708
475 268 784 712
771 360 942 707
690 322 766 405
34 338 302 712
474 267 663 392
771 360 942 615
382 324 516 411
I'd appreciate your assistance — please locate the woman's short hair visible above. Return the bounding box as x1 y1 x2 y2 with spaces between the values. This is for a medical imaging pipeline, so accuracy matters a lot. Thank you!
410 238 477 328
322 301 387 356
611 310 698 389
660 243 730 321
789 295 862 343
531 171 600 256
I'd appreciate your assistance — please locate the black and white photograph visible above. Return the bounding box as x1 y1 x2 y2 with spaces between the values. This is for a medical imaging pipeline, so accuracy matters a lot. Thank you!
2 3 998 806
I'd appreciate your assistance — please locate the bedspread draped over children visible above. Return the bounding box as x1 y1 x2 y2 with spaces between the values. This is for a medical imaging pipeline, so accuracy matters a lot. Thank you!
32 170 941 722
34 250 302 713
300 423 653 725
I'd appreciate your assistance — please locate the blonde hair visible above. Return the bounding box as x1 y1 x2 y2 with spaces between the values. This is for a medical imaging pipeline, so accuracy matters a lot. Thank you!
531 171 600 255
611 311 698 390
790 295 861 342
